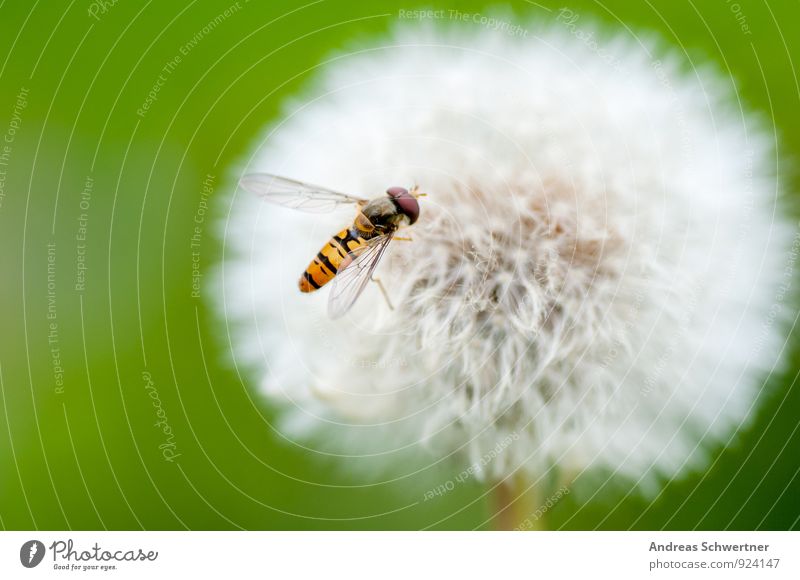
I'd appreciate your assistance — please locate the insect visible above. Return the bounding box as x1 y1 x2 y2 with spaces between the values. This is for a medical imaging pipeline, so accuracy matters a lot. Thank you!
239 173 424 318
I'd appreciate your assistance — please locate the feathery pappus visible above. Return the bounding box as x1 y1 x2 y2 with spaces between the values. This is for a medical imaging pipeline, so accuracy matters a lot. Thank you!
218 22 793 495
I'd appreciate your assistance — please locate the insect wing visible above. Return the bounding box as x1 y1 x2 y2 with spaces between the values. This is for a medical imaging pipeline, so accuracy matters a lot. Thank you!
328 233 394 319
239 173 368 213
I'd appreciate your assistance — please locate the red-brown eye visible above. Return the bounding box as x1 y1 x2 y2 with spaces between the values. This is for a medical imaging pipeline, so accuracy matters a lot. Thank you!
387 187 419 224
386 186 408 197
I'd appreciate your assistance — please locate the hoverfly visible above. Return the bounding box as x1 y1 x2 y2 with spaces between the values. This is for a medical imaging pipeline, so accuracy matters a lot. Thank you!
239 173 424 319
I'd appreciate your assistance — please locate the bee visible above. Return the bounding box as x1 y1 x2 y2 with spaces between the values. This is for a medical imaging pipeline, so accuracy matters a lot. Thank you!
239 173 423 318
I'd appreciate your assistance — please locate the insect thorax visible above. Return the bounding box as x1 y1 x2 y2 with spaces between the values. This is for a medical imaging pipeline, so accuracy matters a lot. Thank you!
358 197 402 236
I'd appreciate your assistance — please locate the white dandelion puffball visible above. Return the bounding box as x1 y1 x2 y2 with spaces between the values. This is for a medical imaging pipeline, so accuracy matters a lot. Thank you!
219 22 792 492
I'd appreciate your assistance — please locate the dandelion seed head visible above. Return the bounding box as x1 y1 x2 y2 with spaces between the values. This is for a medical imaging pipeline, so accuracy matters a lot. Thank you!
217 23 792 492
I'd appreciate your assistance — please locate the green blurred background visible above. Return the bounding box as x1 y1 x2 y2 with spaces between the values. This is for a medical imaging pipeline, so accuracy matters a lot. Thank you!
0 0 798 530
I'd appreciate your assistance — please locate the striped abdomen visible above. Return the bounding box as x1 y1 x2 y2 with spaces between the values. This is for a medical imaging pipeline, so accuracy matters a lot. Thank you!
299 227 367 292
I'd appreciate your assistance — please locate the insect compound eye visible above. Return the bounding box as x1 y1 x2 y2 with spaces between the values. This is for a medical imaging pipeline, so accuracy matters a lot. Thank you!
386 186 419 225
386 186 409 197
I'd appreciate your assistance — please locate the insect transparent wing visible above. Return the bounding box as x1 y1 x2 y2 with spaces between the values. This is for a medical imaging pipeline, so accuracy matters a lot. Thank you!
239 173 368 213
328 233 394 319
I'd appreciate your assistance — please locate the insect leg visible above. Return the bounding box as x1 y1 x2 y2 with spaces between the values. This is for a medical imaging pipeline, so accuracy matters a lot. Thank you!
371 276 395 311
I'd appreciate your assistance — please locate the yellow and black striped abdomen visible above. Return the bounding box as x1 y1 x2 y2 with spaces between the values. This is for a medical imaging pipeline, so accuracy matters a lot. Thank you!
299 227 367 292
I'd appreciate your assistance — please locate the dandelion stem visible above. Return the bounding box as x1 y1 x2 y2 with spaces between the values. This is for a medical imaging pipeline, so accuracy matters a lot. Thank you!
492 475 547 531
